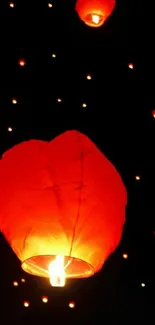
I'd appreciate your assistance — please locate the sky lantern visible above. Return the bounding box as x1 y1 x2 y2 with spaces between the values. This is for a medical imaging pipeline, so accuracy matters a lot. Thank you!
152 110 155 118
69 301 76 308
0 131 126 287
75 0 116 28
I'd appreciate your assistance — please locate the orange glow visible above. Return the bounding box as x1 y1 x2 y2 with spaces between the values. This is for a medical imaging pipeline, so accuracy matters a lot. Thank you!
152 110 155 118
12 98 17 104
76 0 116 28
23 301 30 307
82 103 87 107
42 296 48 303
0 131 127 284
128 63 134 69
9 2 15 8
69 301 75 308
21 278 25 282
86 74 92 80
135 175 140 181
18 59 26 66
123 253 128 259
57 98 62 102
13 281 18 286
48 3 53 8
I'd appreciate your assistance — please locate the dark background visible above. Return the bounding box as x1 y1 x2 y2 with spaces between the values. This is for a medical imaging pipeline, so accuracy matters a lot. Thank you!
0 0 155 324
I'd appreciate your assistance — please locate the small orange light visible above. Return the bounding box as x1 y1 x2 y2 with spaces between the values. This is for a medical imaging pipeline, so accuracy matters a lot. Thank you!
12 98 17 104
8 127 12 132
21 278 25 283
9 2 15 8
57 98 62 103
82 103 87 108
86 74 92 80
122 253 128 259
13 281 18 286
23 301 30 307
52 53 56 58
18 59 26 67
152 110 155 118
42 296 48 303
69 301 75 308
135 175 140 181
48 3 53 8
128 63 134 69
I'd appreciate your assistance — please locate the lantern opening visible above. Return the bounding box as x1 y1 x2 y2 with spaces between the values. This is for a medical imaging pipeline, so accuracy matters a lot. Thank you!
85 12 105 27
21 255 94 285
92 14 100 25
48 255 66 287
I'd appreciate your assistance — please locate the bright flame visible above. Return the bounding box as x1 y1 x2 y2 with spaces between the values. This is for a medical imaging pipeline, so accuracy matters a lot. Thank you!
48 255 66 287
92 14 100 25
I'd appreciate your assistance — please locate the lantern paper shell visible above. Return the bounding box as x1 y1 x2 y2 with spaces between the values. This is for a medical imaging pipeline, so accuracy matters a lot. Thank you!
0 131 126 279
75 0 116 28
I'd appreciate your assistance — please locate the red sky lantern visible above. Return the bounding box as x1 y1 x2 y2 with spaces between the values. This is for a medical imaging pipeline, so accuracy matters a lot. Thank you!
152 110 155 118
75 0 116 28
0 131 126 287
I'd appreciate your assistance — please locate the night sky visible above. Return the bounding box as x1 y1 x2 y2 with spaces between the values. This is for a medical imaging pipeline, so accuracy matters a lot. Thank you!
0 0 155 324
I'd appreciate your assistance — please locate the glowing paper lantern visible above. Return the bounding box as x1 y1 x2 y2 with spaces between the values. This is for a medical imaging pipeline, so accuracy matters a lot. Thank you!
69 301 76 308
75 0 116 27
0 131 126 286
152 110 155 118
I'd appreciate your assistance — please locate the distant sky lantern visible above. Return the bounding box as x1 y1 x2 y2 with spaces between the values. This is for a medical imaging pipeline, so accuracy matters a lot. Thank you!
75 0 116 28
0 131 127 287
86 74 92 80
9 2 15 8
122 253 128 259
152 110 155 118
18 59 26 67
8 127 12 132
69 301 76 308
23 301 30 307
42 296 48 303
141 283 145 287
12 98 17 104
128 63 134 69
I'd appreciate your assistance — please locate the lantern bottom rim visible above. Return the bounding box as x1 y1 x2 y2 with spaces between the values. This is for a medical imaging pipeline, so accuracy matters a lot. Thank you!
21 255 94 279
